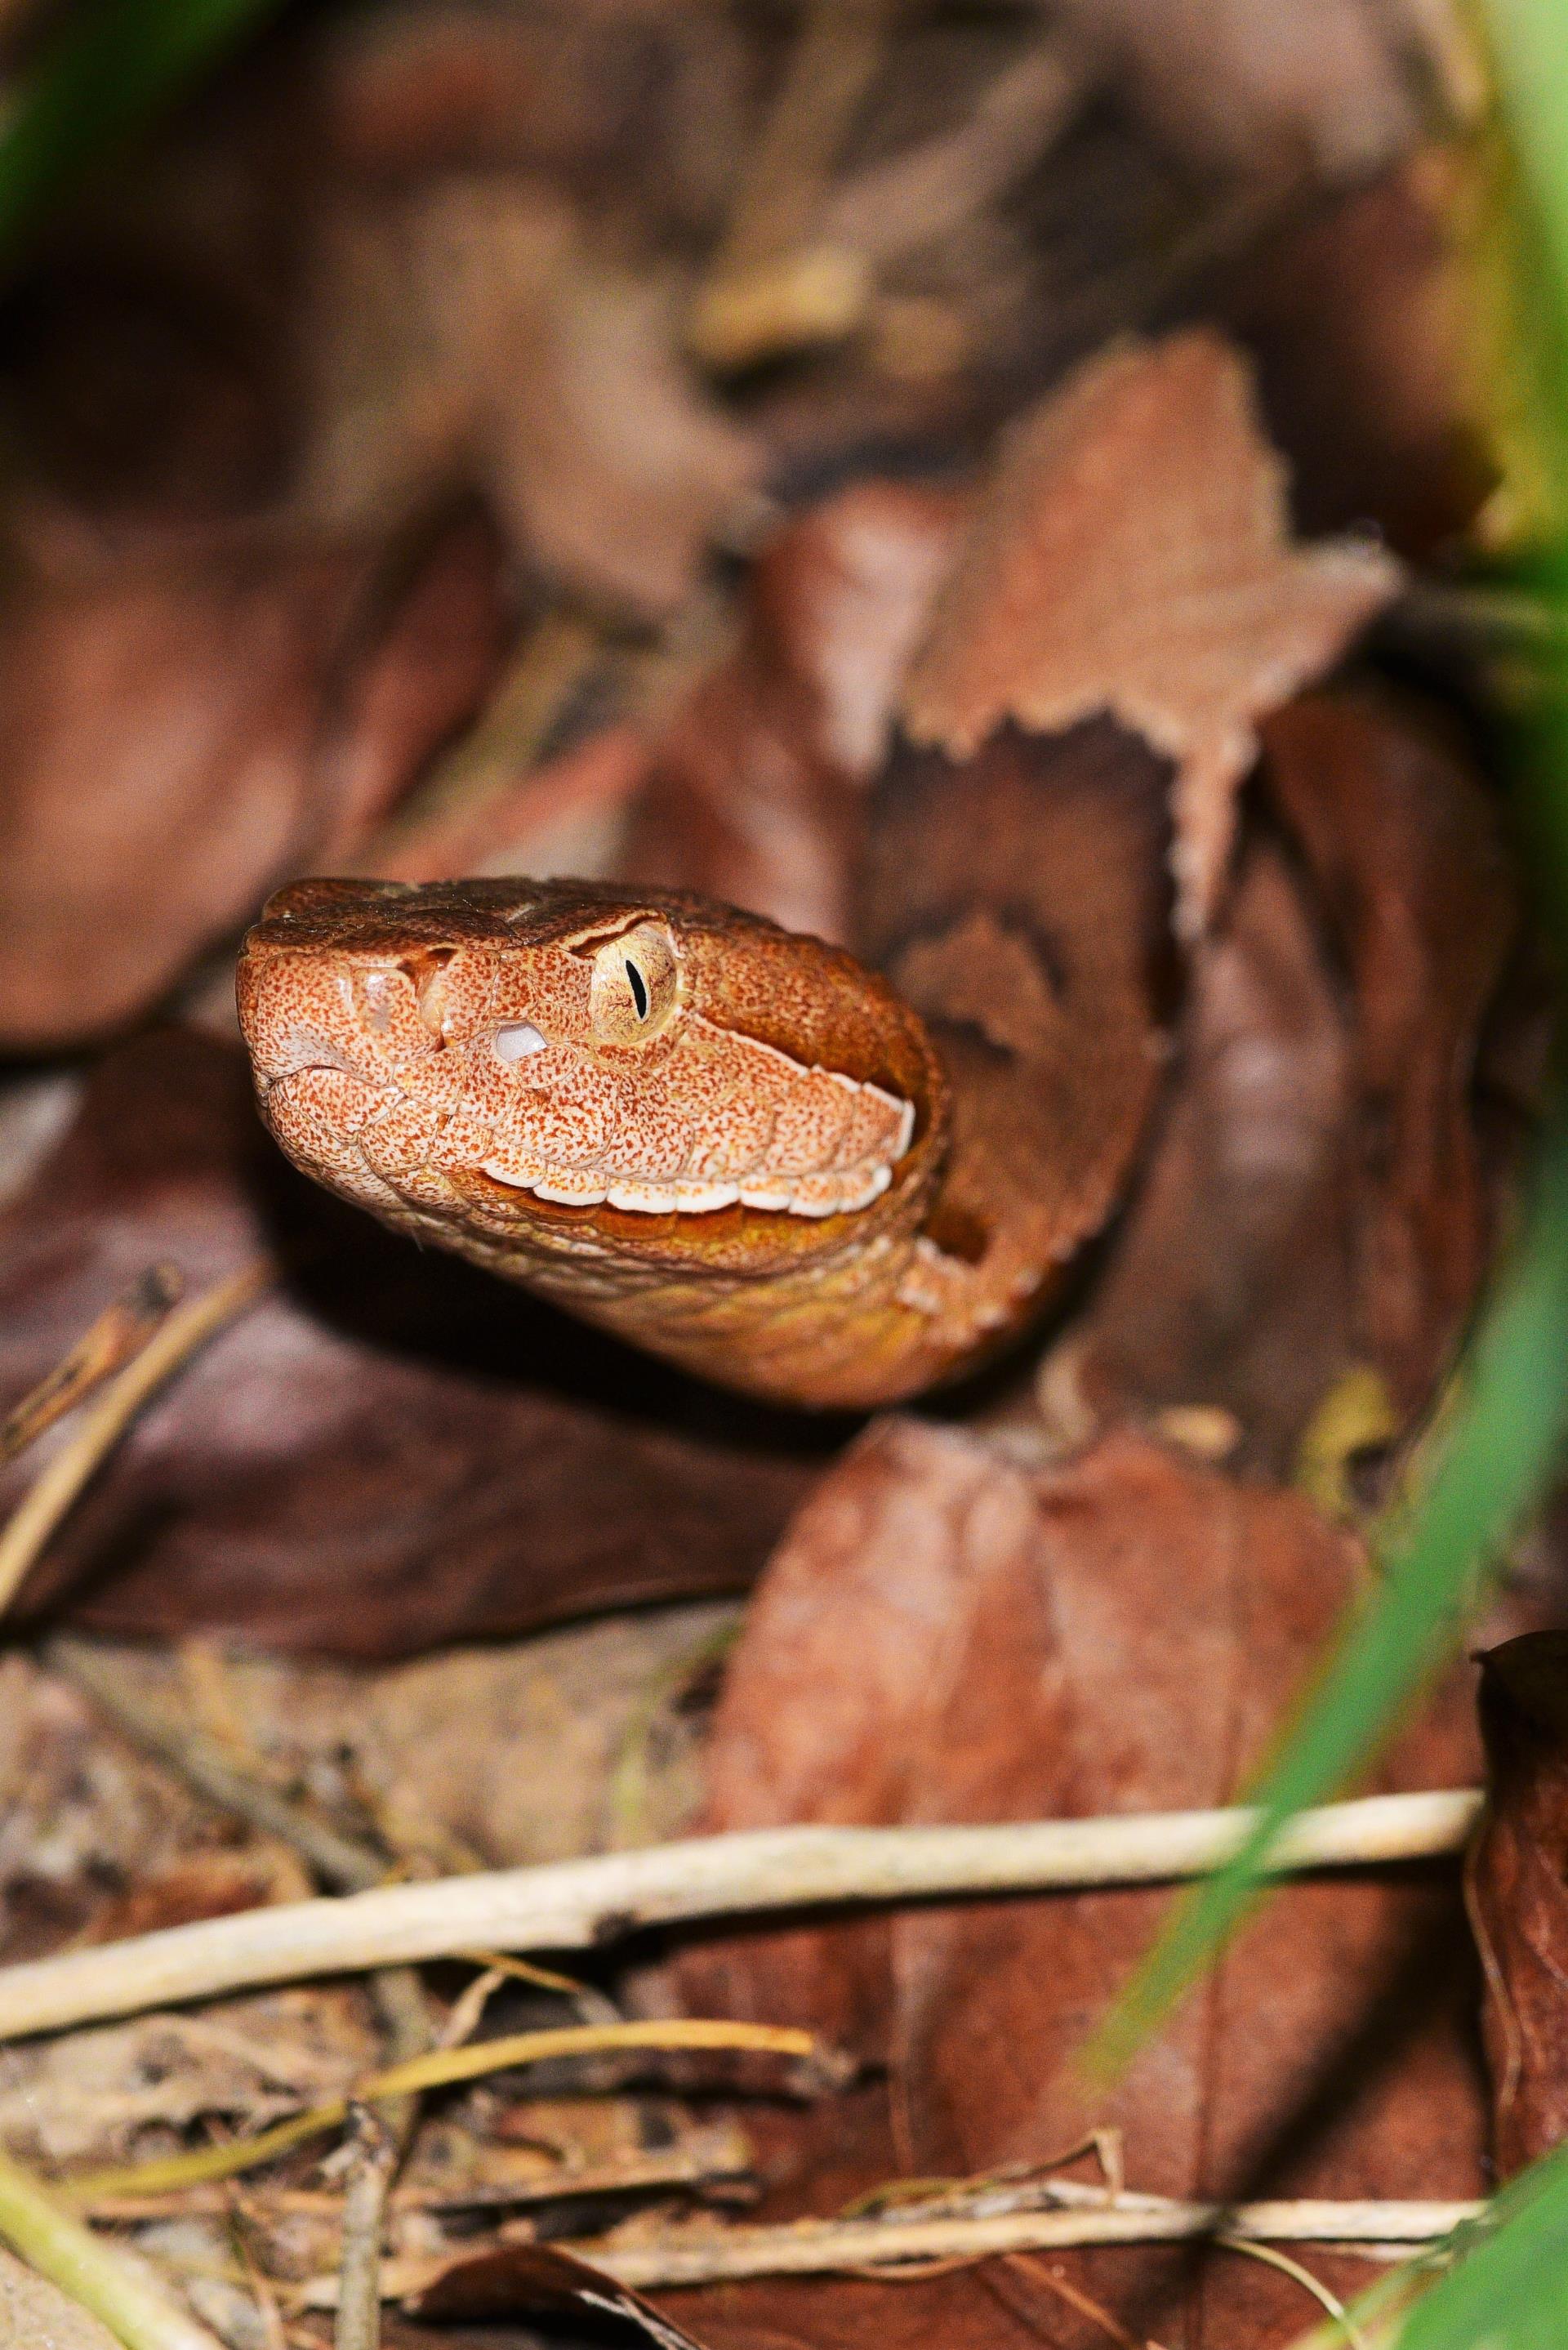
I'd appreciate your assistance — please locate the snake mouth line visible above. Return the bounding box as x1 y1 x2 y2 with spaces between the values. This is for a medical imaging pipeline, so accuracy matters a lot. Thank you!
475 1158 899 1219
265 1064 915 1224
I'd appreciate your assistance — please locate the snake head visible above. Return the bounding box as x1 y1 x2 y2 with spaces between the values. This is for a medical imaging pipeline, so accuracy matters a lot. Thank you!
236 876 946 1277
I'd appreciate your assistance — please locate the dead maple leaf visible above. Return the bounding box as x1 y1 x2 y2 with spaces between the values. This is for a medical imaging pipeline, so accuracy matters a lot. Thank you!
902 330 1401 934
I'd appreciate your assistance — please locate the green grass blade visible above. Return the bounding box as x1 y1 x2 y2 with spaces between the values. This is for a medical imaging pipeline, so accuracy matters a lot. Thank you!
1089 1098 1568 2076
0 0 281 264
1395 2143 1568 2350
1282 2141 1568 2348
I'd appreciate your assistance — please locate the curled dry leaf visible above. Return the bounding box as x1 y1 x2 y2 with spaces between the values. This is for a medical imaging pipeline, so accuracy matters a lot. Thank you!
1219 150 1495 560
1071 683 1517 1465
301 177 760 619
902 331 1401 934
1260 688 1517 1409
1470 1632 1568 2178
1064 841 1359 1472
675 1418 1489 2349
411 2239 712 2346
627 480 964 939
0 513 509 1050
0 1031 820 1656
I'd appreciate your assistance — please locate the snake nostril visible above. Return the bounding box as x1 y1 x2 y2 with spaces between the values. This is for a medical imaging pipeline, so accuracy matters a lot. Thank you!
397 948 457 1039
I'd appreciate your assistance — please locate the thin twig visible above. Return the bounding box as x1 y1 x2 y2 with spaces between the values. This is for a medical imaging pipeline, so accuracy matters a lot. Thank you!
296 2193 1484 2308
79 2140 754 2223
0 2143 225 2350
0 1790 1481 2043
1218 2234 1363 2346
332 2108 398 2350
565 2197 1483 2290
0 1267 184 1469
0 1261 274 1621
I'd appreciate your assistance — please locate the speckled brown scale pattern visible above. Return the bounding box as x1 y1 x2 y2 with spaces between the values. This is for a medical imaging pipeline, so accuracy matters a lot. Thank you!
239 877 960 1405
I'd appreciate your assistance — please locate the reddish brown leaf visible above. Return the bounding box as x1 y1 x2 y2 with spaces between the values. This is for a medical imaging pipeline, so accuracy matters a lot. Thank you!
1260 687 1517 1409
1065 684 1516 1465
1221 151 1494 560
0 1030 822 1656
902 331 1400 934
1470 1632 1568 2177
1067 841 1359 1472
675 1418 1488 2348
627 481 964 941
0 514 509 1049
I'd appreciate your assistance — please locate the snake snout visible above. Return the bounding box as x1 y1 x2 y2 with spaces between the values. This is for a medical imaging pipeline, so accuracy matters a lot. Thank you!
237 938 452 1090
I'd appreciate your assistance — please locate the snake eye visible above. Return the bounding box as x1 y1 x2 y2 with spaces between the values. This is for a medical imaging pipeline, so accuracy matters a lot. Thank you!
588 921 680 1046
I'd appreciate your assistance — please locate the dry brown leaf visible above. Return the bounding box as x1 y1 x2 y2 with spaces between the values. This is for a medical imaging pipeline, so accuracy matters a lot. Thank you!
1220 151 1494 560
673 1418 1489 2349
302 177 760 618
1071 682 1516 1466
902 331 1401 934
0 515 508 1049
1469 1631 1568 2177
412 2240 715 2345
0 1030 821 1655
627 481 964 939
1066 842 1358 1472
1057 0 1472 181
1260 688 1517 1407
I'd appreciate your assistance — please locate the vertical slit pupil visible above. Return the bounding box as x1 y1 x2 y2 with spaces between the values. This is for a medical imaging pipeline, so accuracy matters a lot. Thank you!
626 959 649 1019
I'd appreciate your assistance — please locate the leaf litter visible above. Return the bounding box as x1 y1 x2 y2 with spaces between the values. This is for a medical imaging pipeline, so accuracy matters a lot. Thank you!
0 4 1557 2348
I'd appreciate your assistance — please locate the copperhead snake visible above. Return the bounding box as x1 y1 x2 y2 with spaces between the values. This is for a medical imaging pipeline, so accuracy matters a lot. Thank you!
237 719 1171 1410
236 337 1396 1410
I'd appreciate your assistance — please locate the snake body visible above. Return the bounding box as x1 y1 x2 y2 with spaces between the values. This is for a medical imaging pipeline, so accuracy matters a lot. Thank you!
238 717 1169 1409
